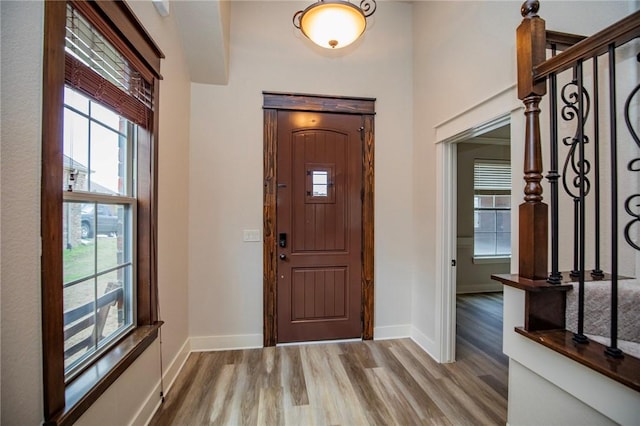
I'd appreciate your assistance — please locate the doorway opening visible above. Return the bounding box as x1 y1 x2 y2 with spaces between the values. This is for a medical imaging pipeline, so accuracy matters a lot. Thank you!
454 125 511 372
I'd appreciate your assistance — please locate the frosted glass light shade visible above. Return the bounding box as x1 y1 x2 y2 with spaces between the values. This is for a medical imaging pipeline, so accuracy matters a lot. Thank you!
299 1 366 49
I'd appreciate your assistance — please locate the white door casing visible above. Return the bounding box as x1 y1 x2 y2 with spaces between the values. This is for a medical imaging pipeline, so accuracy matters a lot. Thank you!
434 84 522 363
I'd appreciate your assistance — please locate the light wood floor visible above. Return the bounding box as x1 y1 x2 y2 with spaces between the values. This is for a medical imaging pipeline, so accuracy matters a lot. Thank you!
150 293 507 425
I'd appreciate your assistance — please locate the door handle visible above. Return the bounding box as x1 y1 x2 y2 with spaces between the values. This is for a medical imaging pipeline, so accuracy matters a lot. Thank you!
279 233 287 248
279 253 287 260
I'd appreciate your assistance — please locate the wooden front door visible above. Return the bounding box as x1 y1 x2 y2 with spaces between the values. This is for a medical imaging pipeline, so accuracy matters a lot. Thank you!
262 92 375 347
276 111 363 343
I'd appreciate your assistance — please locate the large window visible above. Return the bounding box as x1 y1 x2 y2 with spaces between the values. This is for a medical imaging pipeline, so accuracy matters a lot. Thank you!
62 87 136 379
41 2 163 424
473 160 512 258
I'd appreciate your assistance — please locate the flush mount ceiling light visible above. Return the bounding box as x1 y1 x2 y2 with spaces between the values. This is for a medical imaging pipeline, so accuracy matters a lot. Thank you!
293 0 377 49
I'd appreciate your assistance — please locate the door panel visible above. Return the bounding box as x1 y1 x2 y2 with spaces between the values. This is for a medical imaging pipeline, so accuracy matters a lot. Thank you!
291 268 346 320
277 111 362 343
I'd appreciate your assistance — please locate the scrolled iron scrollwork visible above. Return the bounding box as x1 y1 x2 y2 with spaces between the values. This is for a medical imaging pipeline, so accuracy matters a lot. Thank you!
560 79 592 199
292 10 303 29
360 0 377 17
293 1 378 30
624 195 640 251
623 75 640 251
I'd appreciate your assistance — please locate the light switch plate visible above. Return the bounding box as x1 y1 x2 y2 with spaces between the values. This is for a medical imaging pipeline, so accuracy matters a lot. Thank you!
243 229 261 242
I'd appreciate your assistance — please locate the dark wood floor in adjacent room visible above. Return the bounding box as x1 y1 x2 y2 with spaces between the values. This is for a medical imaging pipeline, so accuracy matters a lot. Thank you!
150 292 507 425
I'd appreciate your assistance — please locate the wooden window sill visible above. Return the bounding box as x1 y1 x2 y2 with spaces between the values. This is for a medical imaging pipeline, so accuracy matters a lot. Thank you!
46 322 162 426
473 256 511 264
515 328 640 393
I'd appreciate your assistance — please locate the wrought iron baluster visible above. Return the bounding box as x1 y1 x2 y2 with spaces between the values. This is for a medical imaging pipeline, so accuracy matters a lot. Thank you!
561 69 585 280
547 44 562 284
560 66 591 290
606 44 623 358
592 56 604 279
562 67 579 279
574 59 588 344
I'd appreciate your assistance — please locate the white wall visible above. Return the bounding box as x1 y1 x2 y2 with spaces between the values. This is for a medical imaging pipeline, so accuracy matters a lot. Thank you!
412 0 522 355
412 0 529 358
126 0 191 393
187 1 415 346
0 1 192 424
1 2 45 423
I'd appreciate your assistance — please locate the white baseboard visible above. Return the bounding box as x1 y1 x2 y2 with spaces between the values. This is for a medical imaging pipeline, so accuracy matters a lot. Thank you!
161 338 192 395
190 333 263 352
410 326 439 361
373 324 412 340
131 337 191 426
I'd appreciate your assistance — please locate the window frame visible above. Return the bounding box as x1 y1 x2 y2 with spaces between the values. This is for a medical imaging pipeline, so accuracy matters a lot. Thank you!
305 163 336 203
472 160 512 259
41 2 164 424
473 192 512 258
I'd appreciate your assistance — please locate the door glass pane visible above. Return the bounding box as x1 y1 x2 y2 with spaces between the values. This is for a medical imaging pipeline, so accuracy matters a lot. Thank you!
312 170 328 196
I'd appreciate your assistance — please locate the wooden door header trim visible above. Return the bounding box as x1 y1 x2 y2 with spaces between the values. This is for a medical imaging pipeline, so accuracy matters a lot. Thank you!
263 92 376 115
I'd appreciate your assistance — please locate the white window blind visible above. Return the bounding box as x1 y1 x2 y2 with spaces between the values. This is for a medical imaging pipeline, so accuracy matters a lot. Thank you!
474 161 511 191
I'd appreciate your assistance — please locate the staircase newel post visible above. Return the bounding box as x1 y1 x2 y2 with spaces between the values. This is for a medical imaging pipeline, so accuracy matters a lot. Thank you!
517 0 549 280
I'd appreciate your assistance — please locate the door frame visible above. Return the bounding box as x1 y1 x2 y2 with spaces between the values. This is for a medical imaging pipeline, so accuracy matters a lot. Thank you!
262 92 376 347
434 85 521 362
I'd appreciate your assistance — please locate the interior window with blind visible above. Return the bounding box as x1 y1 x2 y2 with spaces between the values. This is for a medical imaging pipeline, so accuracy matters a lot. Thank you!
474 160 512 258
